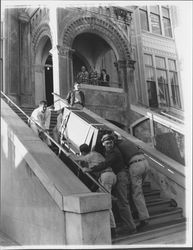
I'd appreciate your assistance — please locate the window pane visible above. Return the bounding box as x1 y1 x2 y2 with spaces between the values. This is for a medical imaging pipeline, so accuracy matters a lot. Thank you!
144 54 153 66
157 69 170 106
162 6 169 18
163 17 172 37
169 72 181 108
145 66 154 80
133 119 153 146
168 59 176 70
147 81 158 107
169 71 178 85
140 9 149 31
150 13 162 34
150 6 159 14
154 121 185 165
155 56 166 68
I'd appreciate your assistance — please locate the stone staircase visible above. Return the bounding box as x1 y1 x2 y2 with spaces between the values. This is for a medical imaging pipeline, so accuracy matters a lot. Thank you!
3 102 186 244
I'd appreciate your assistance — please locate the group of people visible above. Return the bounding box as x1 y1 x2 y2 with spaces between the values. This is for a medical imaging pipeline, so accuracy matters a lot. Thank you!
75 133 151 237
28 93 150 238
76 66 110 87
28 82 85 148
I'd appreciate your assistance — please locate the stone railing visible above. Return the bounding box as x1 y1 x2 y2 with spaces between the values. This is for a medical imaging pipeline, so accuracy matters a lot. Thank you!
0 99 111 245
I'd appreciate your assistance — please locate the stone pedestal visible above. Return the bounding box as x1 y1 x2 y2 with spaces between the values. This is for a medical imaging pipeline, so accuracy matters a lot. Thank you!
63 192 111 245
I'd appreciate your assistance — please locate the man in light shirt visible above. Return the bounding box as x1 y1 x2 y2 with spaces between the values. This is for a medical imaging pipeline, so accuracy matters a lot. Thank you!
29 100 51 146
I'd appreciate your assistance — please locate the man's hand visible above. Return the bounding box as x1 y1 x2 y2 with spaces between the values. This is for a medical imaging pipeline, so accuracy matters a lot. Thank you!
82 167 91 173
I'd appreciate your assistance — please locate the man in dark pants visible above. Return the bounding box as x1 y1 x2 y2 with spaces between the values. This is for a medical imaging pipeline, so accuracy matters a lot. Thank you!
113 132 150 229
85 134 137 235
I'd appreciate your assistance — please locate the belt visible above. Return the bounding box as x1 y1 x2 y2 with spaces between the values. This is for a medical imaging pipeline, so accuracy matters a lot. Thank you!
129 158 145 166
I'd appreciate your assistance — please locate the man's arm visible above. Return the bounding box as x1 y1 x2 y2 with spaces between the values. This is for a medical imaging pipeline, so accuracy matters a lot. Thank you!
84 161 106 173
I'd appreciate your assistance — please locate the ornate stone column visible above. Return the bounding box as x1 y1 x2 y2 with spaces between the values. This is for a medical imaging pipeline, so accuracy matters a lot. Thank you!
18 9 32 106
57 45 74 97
117 60 127 90
33 64 45 105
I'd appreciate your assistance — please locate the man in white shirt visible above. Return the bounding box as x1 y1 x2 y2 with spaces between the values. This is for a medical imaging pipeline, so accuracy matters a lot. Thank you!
52 108 64 143
29 100 51 146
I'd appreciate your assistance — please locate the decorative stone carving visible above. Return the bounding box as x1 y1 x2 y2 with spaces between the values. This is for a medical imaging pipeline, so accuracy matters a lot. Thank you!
32 23 52 52
117 60 127 69
62 15 131 60
113 7 132 25
18 9 30 23
127 59 136 69
57 45 75 57
31 8 49 35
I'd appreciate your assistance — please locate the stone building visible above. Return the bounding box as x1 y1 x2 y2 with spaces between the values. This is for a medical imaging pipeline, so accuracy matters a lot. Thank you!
1 3 185 163
0 2 190 246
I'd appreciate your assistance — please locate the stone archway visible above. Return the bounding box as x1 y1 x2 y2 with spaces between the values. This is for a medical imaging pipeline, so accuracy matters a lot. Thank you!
60 15 131 90
32 24 53 106
62 16 130 60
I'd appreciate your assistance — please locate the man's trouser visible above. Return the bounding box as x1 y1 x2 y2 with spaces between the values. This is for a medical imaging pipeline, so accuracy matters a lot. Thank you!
30 122 51 146
129 154 150 221
115 170 136 231
98 171 117 228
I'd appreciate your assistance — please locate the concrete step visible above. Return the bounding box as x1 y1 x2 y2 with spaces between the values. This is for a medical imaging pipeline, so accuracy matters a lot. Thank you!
144 189 161 201
113 218 186 245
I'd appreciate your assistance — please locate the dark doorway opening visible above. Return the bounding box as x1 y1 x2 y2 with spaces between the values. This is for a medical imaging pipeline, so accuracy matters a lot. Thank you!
45 55 53 106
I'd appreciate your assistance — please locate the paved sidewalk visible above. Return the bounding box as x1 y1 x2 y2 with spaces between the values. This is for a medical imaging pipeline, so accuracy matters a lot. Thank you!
0 231 18 247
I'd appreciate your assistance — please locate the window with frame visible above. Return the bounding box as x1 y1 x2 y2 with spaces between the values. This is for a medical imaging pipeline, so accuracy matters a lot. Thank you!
162 6 172 37
156 56 170 106
144 54 158 107
150 6 162 35
140 7 149 31
168 59 181 108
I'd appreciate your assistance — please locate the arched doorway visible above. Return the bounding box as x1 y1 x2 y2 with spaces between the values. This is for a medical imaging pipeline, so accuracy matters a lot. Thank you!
34 36 53 106
44 54 53 106
72 33 119 87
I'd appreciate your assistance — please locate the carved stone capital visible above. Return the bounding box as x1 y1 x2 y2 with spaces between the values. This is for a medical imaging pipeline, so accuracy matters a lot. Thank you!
113 7 132 25
57 45 75 57
127 59 136 70
18 9 30 23
117 60 127 69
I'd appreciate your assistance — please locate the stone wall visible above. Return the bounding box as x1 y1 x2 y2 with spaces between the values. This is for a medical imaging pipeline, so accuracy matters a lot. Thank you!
0 99 111 245
81 84 127 127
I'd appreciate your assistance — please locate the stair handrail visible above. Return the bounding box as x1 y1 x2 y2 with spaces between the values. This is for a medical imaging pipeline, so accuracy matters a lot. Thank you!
0 91 113 196
51 92 181 175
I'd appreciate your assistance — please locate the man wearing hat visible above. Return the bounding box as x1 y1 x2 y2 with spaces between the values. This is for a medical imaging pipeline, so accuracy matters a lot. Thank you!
66 83 85 109
113 133 150 229
85 134 137 235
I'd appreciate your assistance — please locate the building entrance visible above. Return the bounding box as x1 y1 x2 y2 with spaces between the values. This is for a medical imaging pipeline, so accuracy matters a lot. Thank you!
45 55 53 106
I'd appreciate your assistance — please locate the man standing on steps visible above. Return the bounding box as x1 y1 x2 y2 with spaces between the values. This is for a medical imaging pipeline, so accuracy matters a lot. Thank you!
66 83 85 109
113 132 150 230
29 100 51 146
85 134 137 235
